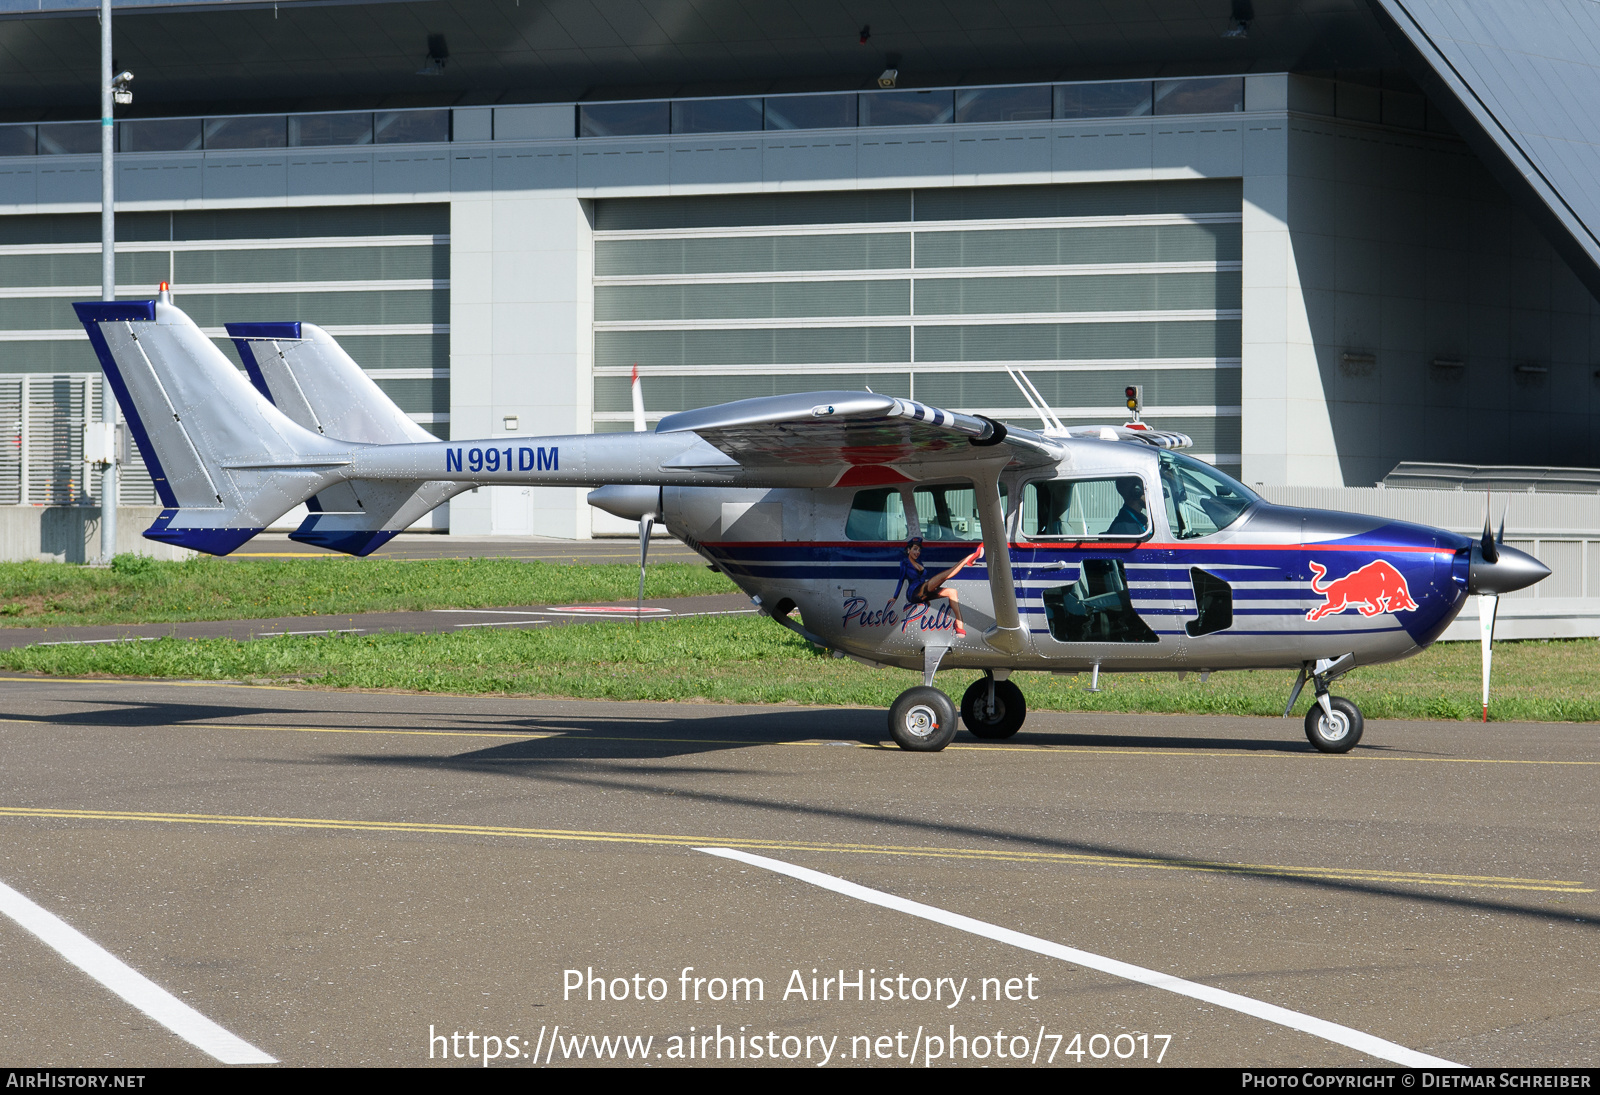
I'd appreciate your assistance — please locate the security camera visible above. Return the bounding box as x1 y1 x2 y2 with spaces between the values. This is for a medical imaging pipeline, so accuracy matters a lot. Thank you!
111 70 134 104
877 68 898 89
113 70 135 86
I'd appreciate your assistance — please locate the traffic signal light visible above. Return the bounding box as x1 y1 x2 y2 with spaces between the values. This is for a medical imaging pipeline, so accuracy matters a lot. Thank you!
1124 384 1143 419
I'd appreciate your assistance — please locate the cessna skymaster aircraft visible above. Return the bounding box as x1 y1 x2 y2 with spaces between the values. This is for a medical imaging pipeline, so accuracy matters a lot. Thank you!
75 290 1550 754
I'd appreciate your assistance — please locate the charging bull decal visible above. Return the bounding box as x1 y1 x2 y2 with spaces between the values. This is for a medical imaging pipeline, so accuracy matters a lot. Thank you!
1306 559 1420 622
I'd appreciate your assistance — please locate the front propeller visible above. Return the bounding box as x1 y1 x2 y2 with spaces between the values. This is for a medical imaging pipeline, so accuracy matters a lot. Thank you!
1469 496 1549 722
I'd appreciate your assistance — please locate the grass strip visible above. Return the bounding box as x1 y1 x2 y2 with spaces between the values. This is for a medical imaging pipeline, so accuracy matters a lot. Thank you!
0 556 734 628
3 615 1596 723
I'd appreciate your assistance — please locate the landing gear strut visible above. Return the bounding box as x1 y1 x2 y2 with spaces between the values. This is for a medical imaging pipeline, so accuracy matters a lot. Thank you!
1286 654 1364 753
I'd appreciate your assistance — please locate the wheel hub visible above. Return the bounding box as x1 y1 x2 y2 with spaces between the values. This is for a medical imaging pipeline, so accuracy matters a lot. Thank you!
903 704 939 738
1319 709 1350 741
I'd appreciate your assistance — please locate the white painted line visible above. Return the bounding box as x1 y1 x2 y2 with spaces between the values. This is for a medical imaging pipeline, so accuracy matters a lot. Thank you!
36 637 160 647
429 609 549 616
257 629 363 637
0 878 276 1064
698 847 1461 1069
453 620 551 628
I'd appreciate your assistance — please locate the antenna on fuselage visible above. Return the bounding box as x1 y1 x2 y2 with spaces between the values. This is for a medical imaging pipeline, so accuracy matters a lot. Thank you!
1006 368 1065 433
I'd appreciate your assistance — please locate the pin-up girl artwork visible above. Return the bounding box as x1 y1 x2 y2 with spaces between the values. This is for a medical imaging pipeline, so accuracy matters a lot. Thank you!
892 536 984 637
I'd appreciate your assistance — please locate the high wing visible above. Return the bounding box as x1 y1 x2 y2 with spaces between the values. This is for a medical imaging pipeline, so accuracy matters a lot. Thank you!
656 391 1061 484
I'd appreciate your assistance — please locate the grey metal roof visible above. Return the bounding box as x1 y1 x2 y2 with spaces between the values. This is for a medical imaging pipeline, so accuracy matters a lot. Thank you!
1372 0 1600 302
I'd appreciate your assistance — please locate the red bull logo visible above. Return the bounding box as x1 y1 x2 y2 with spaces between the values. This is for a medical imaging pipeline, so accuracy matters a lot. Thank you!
1305 559 1419 622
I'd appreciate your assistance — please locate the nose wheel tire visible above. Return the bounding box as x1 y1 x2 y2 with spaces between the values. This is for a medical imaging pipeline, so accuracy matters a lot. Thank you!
888 686 958 752
1304 696 1364 753
960 678 1027 739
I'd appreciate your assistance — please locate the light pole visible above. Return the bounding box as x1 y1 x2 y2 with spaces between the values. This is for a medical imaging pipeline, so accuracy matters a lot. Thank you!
98 0 119 563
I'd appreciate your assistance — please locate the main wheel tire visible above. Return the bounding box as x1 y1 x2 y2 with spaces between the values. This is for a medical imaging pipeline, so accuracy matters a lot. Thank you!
888 686 959 752
960 678 1027 739
1304 695 1364 753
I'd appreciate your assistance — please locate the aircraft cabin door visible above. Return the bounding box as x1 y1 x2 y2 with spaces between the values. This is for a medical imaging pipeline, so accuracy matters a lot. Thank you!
1019 474 1168 648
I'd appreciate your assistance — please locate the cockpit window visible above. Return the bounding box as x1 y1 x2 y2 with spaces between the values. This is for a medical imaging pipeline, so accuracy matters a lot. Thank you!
1158 450 1259 540
1022 477 1152 539
845 487 911 541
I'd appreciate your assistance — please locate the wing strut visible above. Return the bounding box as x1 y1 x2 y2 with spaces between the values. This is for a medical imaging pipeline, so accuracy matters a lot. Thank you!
973 460 1026 654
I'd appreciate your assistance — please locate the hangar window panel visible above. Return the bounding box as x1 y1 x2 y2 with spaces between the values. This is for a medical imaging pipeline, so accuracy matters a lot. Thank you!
596 234 910 276
374 110 450 144
0 125 36 157
289 113 374 147
37 123 98 155
914 320 1241 362
1154 78 1245 115
915 179 1241 221
0 252 97 288
913 272 1239 315
171 204 448 241
595 280 909 321
175 244 445 284
170 288 447 328
1054 82 1153 120
913 368 1241 410
860 90 956 127
579 102 670 138
914 224 1242 269
594 191 907 230
763 94 858 131
594 327 910 369
369 377 449 416
955 86 1053 124
671 98 763 134
119 118 202 153
333 334 450 371
203 115 287 150
594 371 909 414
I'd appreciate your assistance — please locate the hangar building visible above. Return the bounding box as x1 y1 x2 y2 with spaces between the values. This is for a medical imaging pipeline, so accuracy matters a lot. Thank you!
1 0 1597 551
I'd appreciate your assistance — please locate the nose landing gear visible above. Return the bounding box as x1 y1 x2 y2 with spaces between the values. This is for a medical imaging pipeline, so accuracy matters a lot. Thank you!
1286 654 1364 753
887 686 958 751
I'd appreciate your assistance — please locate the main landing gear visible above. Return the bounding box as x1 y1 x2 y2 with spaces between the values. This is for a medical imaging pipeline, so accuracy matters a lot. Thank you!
888 669 1027 751
1286 654 1364 753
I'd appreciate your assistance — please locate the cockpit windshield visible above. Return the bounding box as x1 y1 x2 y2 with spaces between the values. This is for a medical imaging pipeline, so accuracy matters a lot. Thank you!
1157 451 1259 539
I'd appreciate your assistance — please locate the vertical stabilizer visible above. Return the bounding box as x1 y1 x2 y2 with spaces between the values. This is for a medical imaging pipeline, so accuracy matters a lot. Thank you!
75 299 350 554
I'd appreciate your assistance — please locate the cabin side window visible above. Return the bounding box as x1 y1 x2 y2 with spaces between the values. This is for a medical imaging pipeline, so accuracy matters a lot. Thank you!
911 482 1006 542
844 487 913 541
1021 477 1152 539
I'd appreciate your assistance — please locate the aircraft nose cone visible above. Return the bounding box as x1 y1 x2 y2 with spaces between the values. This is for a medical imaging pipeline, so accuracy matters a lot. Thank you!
1468 543 1551 596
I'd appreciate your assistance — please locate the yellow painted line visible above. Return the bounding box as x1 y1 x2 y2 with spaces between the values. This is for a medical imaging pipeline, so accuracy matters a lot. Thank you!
0 806 1588 894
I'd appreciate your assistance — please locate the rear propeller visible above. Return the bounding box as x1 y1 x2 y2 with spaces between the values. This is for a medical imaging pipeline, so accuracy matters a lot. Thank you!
636 511 654 621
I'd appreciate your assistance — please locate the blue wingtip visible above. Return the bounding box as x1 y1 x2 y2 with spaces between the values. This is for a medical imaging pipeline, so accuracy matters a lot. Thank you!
142 510 260 557
224 322 303 341
290 525 398 558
